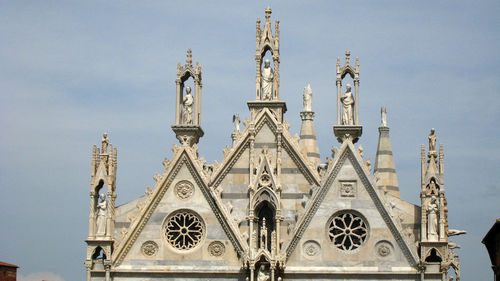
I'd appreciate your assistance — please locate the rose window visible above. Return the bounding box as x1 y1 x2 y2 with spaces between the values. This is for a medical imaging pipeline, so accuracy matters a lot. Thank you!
328 212 368 251
164 210 204 250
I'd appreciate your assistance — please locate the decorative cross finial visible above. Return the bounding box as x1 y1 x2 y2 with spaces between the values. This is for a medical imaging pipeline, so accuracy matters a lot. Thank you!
186 49 193 67
345 51 351 65
265 6 272 20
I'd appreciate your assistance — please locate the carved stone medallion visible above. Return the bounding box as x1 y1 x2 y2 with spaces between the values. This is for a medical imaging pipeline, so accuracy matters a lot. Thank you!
208 241 225 257
375 240 393 257
302 240 321 258
340 181 356 198
141 241 159 257
175 180 194 200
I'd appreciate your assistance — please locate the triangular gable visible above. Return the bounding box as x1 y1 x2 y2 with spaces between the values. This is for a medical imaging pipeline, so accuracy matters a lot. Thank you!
284 140 418 266
112 145 246 266
211 108 278 188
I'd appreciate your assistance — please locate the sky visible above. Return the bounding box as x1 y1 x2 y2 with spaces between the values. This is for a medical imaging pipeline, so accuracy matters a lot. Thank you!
1 1 499 280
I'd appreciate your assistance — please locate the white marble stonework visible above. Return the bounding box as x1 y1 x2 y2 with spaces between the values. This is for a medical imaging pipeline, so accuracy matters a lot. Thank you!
84 7 463 281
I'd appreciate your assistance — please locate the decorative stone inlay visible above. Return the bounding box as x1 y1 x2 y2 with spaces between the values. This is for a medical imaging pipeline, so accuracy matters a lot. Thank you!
303 240 321 258
340 181 356 198
328 211 368 251
164 210 204 250
175 180 194 200
141 240 158 256
208 241 225 257
375 240 393 257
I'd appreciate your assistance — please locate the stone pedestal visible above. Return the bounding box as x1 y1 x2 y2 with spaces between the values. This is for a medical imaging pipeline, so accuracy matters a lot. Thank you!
171 125 204 146
247 100 287 122
333 125 362 144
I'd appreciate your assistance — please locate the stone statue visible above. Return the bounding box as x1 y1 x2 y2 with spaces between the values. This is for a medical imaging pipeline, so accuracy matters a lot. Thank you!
340 84 354 125
429 128 436 151
260 218 268 250
183 86 194 124
303 84 312 112
257 265 270 281
261 59 274 100
381 107 387 127
96 194 107 236
101 133 109 154
232 114 240 133
427 195 438 241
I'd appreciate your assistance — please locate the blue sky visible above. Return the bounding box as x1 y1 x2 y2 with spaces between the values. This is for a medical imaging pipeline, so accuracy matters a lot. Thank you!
1 1 499 280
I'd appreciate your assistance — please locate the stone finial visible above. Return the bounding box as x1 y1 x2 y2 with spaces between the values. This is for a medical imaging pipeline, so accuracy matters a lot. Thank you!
265 6 272 19
428 128 436 152
186 48 193 67
101 133 109 154
381 106 387 127
345 50 351 65
303 84 312 112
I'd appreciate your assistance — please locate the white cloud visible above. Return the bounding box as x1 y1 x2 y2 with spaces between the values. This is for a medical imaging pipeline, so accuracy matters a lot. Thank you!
18 272 66 281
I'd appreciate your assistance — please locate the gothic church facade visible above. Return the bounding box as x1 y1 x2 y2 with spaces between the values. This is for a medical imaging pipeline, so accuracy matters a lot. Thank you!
84 8 463 281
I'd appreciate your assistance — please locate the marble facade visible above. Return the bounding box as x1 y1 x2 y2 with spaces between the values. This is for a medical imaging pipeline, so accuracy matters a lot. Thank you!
84 7 463 281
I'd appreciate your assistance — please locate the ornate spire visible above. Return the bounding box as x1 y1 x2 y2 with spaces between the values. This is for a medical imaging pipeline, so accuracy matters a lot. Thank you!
299 84 320 167
374 107 400 197
186 48 193 67
333 51 361 143
172 49 204 146
248 7 286 123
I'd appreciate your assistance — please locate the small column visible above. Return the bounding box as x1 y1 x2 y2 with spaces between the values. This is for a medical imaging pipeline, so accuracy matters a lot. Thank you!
85 260 92 281
250 265 255 281
88 191 96 239
104 260 112 281
299 84 321 166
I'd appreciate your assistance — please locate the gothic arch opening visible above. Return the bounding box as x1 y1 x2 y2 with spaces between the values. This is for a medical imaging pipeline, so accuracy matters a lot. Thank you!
92 246 106 260
255 201 275 251
425 248 442 262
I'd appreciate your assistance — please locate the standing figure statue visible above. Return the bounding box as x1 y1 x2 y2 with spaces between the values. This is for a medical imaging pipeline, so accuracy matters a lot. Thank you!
340 84 354 125
427 195 439 241
183 86 194 124
261 59 274 100
381 107 387 127
428 128 436 151
96 193 107 236
101 133 109 154
303 84 312 112
257 265 270 281
232 114 240 133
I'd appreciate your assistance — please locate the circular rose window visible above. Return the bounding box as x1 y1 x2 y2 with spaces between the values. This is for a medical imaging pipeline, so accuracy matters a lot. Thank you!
164 210 204 250
328 211 368 251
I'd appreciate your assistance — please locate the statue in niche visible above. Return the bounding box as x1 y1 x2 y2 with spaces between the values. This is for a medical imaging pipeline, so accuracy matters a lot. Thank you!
381 107 387 127
232 114 240 133
429 128 437 151
96 193 107 236
303 84 312 112
183 86 194 124
101 133 109 154
257 265 270 281
427 195 439 241
340 84 354 125
260 218 268 250
261 59 274 100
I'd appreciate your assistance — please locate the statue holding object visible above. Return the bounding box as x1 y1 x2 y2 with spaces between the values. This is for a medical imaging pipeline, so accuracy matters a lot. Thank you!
340 84 355 125
183 86 194 124
261 60 274 100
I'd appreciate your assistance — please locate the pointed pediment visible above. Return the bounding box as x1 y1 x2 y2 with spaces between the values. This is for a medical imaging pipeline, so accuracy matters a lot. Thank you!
284 140 418 266
112 146 246 266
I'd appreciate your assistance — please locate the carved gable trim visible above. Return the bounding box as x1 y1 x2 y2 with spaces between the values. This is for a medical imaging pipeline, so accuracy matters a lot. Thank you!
112 148 245 266
281 131 320 186
211 109 277 188
284 141 418 266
